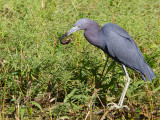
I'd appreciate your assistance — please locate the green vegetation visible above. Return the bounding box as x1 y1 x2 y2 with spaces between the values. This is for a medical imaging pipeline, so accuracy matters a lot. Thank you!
0 0 159 119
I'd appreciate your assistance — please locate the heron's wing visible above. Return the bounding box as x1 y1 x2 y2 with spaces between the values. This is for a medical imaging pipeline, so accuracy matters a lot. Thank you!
102 23 144 59
102 26 145 71
100 23 155 81
111 26 144 59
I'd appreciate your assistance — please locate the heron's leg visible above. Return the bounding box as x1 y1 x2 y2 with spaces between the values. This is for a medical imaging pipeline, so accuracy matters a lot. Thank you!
117 64 130 107
107 64 130 109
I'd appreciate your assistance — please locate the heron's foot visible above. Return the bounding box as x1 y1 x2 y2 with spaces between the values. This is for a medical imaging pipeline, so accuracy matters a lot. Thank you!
107 102 129 110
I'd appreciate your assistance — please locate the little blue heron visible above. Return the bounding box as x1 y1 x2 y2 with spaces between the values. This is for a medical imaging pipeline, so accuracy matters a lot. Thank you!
59 18 155 109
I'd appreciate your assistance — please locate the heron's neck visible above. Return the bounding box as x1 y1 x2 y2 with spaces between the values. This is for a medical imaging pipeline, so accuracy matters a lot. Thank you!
84 23 101 48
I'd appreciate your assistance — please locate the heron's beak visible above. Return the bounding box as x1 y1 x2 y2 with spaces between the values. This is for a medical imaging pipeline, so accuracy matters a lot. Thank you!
59 26 80 44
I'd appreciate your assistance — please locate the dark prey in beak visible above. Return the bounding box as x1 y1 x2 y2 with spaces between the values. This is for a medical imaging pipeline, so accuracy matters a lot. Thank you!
59 25 80 44
59 33 71 44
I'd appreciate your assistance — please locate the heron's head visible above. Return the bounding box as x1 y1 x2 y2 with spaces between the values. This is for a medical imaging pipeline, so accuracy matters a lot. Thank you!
59 18 90 44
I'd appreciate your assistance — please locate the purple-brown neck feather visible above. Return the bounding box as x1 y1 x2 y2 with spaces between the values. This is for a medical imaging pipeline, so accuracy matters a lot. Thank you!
84 20 101 48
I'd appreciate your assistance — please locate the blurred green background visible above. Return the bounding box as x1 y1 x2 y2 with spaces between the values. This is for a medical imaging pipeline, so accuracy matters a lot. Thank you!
0 0 159 119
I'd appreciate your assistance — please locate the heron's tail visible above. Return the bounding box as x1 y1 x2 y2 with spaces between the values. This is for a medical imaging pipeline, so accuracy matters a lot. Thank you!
141 63 156 81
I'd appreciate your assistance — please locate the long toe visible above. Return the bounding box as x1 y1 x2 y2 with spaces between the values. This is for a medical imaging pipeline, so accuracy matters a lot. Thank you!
107 102 121 109
107 103 129 110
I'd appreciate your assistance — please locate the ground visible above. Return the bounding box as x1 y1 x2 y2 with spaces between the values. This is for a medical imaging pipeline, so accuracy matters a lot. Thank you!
0 0 160 119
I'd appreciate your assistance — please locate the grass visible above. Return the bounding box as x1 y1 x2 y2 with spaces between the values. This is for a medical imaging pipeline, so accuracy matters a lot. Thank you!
0 0 160 119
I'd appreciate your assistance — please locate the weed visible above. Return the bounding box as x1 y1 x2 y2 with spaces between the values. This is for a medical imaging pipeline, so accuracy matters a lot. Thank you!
0 0 159 119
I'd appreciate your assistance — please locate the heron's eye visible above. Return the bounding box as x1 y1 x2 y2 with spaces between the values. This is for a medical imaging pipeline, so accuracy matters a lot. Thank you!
77 25 80 28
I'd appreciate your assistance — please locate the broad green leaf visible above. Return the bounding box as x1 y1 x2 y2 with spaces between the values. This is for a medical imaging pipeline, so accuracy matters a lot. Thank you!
106 61 115 73
152 86 160 93
17 92 22 100
0 112 1 120
11 98 17 102
20 107 26 120
58 116 70 120
133 80 145 87
29 107 32 115
64 88 78 103
30 101 42 112
73 95 90 101
71 103 80 109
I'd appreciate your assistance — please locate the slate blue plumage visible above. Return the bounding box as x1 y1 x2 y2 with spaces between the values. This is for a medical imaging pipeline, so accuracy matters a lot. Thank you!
59 18 155 108
99 23 155 81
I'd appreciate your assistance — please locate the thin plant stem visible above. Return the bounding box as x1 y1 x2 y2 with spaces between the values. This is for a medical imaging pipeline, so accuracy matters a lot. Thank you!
1 60 6 120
